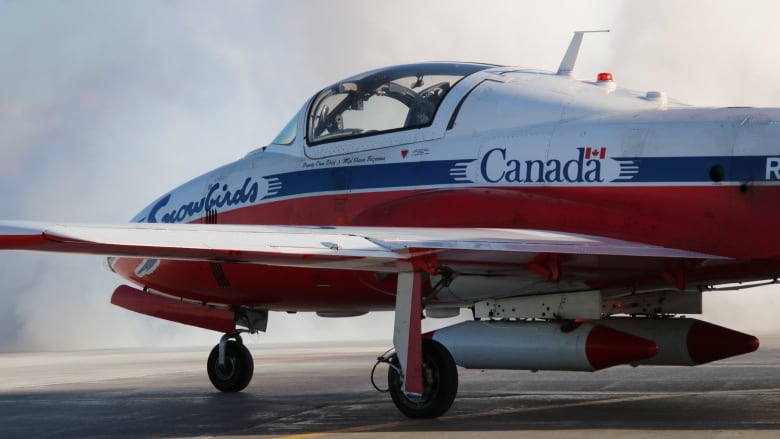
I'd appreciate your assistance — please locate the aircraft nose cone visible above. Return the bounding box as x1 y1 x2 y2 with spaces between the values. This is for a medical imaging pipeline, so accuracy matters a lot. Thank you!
686 320 760 365
585 325 659 370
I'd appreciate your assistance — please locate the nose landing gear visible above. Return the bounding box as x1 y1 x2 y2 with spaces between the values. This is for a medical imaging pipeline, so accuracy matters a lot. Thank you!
207 333 254 392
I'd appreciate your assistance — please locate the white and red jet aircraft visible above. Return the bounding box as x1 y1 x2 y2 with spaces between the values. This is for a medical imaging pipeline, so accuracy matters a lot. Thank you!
0 32 774 418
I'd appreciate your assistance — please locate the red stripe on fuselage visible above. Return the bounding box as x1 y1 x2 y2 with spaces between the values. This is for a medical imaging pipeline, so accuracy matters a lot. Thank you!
217 185 780 259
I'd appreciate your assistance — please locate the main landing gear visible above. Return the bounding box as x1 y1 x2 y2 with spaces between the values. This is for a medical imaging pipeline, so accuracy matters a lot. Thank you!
373 265 460 418
207 333 254 392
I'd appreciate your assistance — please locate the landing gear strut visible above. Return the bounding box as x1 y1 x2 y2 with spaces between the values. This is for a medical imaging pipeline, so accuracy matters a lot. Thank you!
207 333 254 392
387 339 458 419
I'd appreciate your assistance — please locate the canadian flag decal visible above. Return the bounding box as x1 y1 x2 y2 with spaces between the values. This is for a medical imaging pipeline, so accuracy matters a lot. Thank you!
584 146 606 160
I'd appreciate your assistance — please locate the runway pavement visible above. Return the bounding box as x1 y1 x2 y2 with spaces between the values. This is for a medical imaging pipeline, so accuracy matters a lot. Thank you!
0 337 779 438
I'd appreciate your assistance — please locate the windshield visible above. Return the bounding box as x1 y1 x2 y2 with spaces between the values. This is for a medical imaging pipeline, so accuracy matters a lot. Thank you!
307 62 493 145
270 114 297 145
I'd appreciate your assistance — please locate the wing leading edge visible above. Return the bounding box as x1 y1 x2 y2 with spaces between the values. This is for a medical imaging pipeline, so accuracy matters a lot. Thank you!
0 221 725 274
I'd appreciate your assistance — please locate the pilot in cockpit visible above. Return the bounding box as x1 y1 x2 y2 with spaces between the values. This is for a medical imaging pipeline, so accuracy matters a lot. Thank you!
316 105 343 136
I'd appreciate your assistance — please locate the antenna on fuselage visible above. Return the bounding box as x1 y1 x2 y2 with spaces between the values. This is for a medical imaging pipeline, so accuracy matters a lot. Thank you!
556 30 610 76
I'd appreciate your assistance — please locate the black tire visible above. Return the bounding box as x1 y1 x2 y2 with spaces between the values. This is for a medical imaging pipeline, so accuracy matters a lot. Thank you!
387 339 458 419
207 340 254 392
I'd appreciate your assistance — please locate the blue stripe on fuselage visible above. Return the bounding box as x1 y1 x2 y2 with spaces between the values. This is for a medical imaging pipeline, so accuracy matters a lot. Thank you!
614 155 776 183
259 155 778 201
262 160 475 200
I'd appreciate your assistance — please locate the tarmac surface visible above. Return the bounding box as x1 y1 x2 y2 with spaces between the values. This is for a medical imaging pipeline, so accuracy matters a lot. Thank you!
1 338 779 438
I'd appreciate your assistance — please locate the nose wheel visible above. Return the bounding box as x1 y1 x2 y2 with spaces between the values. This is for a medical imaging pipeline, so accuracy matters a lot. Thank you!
207 334 254 392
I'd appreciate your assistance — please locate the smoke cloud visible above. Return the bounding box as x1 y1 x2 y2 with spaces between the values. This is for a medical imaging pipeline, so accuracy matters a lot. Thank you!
1 1 778 352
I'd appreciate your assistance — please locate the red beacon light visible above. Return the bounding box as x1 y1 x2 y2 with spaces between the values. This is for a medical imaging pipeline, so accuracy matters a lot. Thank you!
597 72 613 82
595 72 616 94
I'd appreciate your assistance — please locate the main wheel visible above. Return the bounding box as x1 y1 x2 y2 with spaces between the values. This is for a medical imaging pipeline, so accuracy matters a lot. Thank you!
207 340 254 392
387 339 458 419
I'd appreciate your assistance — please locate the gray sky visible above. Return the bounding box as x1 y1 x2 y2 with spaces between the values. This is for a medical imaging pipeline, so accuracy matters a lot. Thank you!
1 0 779 352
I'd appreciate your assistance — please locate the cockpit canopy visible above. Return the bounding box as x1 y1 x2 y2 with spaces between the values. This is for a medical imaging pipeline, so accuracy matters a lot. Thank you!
270 62 494 147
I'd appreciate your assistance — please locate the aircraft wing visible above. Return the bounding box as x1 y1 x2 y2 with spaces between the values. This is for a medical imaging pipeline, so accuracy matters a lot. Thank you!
0 221 725 274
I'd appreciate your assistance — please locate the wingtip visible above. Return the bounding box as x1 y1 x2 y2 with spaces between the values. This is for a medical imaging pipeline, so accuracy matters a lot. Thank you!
0 221 51 249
